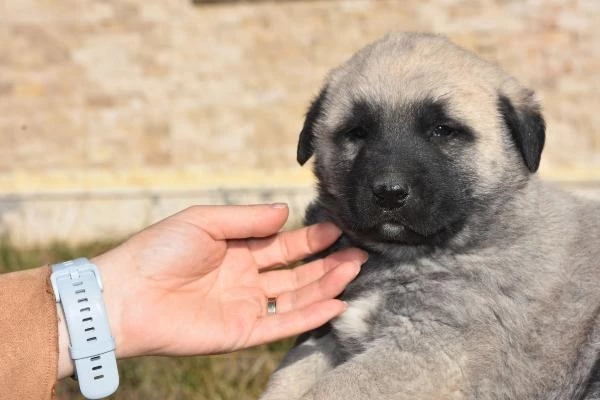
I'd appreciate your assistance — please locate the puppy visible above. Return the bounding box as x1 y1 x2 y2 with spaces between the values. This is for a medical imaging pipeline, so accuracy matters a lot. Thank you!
261 32 600 400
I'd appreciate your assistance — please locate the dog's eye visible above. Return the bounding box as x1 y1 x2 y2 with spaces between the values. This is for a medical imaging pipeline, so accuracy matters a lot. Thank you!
346 127 368 140
431 125 458 138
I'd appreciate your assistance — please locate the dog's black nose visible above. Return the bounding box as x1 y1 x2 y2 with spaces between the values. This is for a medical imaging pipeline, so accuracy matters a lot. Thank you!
372 178 409 209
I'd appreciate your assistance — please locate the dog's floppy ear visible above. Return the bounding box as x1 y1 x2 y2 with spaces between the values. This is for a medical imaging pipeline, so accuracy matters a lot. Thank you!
498 93 546 173
297 87 328 165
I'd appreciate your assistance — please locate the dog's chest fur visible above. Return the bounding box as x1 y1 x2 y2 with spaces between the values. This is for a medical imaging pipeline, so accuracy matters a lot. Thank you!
326 209 598 372
331 252 470 357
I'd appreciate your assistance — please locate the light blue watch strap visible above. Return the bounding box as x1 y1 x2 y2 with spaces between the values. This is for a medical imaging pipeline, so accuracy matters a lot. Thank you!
51 258 119 399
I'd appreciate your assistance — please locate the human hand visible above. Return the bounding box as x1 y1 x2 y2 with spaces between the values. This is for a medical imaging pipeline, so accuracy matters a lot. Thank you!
86 204 365 363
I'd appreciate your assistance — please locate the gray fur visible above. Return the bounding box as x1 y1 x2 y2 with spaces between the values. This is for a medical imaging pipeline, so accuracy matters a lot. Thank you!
261 33 600 400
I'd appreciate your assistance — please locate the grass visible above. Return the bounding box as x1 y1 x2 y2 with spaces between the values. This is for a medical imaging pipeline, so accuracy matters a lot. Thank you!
0 240 292 399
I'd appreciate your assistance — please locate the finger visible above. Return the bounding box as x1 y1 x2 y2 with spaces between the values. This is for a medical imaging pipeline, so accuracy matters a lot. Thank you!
172 204 289 240
259 248 368 295
268 261 360 314
245 299 348 347
248 222 342 269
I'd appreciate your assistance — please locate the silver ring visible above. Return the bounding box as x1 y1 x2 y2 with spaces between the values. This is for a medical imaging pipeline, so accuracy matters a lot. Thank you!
267 297 277 315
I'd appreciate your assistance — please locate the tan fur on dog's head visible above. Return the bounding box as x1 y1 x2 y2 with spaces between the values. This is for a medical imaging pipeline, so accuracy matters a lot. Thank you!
299 32 545 176
298 33 546 248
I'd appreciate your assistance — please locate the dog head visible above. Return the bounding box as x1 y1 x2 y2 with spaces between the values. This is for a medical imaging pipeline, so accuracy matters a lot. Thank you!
298 33 545 249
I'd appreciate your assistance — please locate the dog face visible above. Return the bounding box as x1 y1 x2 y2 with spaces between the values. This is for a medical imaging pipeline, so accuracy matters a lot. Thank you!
298 33 546 248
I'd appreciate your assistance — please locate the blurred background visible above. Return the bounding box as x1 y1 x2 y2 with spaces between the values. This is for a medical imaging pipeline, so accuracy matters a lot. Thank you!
0 0 598 398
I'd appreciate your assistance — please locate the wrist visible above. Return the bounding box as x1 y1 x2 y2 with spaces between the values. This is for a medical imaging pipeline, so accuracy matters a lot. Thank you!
91 251 129 359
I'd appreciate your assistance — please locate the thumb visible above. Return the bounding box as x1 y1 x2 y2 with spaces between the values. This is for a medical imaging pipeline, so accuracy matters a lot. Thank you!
173 203 290 240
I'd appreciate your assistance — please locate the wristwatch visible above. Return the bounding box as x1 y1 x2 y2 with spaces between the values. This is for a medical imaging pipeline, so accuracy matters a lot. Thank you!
51 258 119 399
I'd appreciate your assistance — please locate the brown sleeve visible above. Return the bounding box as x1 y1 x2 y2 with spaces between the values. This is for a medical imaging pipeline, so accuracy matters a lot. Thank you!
0 265 58 400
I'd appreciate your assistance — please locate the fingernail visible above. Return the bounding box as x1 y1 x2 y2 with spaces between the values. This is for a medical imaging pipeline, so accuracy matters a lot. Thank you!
359 251 369 263
349 261 362 278
271 202 288 209
321 221 341 232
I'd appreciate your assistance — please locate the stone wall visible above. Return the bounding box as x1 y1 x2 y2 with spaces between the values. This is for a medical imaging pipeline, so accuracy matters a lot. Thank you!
0 0 598 245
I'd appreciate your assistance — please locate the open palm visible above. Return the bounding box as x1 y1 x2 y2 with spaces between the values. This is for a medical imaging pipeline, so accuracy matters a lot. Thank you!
94 204 366 359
